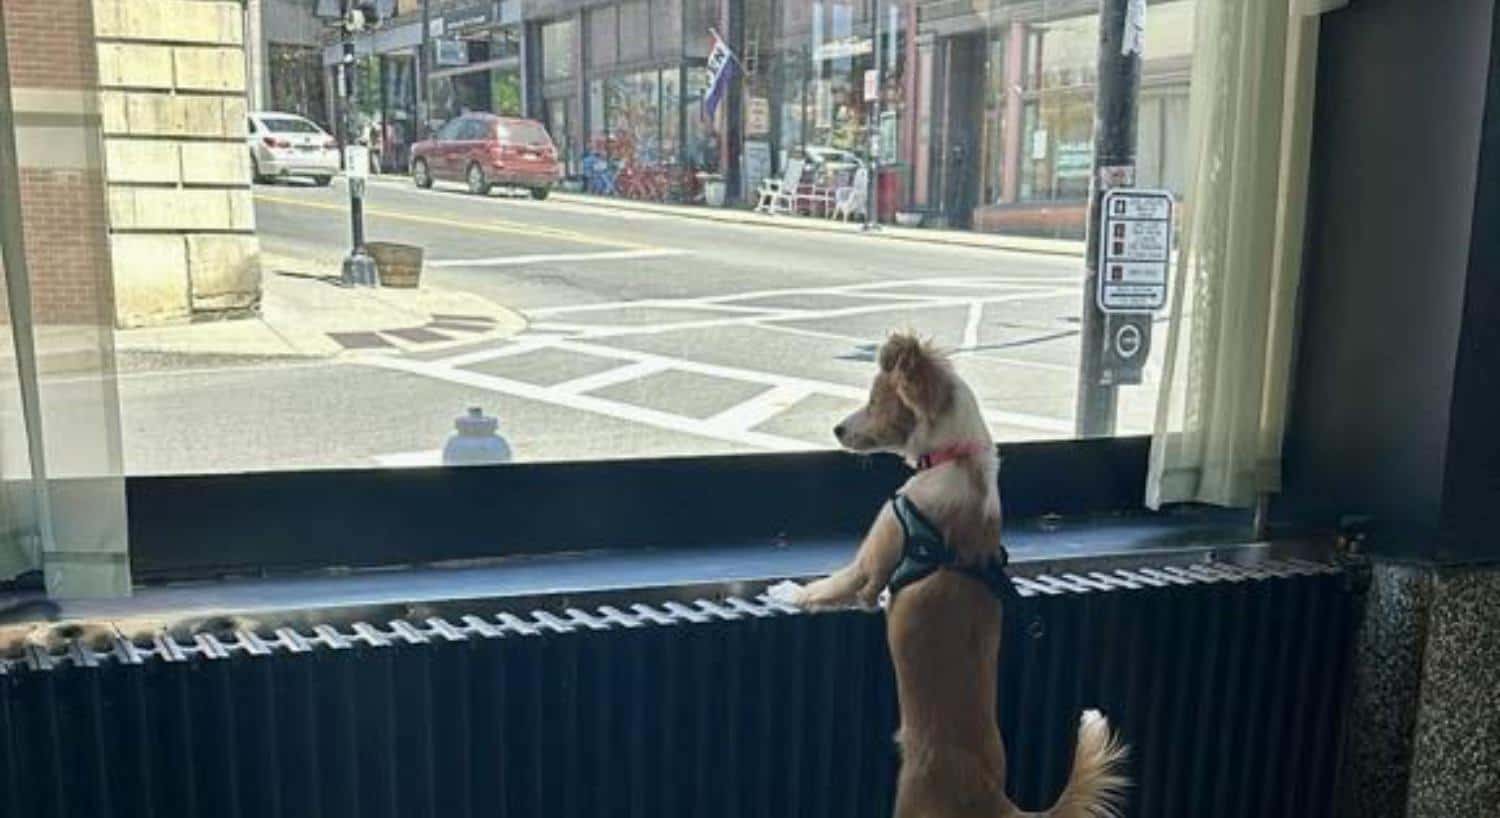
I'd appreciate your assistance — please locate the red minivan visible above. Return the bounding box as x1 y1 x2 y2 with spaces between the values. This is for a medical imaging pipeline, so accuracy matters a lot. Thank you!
410 114 562 200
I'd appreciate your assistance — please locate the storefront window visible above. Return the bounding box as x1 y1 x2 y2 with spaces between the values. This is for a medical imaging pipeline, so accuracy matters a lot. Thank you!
619 1 650 63
589 6 618 68
653 0 683 59
662 68 681 161
490 69 522 115
683 68 715 172
682 0 716 59
589 77 606 152
607 70 662 164
542 18 576 82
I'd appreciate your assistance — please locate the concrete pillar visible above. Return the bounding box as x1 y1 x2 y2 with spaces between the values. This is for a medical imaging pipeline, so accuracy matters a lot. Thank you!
1339 562 1500 817
244 0 267 110
912 33 934 208
1000 20 1024 203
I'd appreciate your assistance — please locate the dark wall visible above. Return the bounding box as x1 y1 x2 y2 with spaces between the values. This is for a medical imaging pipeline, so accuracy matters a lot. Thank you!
1282 0 1498 561
1441 5 1500 558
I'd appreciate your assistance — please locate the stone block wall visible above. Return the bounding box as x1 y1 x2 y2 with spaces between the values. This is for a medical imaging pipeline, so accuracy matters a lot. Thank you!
1338 561 1500 818
92 0 262 328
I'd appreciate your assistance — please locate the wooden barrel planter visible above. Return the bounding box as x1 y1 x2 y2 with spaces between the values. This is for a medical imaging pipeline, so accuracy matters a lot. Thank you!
366 242 424 288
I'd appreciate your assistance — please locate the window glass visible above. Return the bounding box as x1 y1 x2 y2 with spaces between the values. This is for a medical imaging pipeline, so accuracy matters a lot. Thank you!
682 0 716 58
541 18 576 82
653 0 683 59
499 120 552 145
606 70 662 163
460 118 492 140
618 1 650 62
261 116 323 134
588 6 618 68
0 0 1208 475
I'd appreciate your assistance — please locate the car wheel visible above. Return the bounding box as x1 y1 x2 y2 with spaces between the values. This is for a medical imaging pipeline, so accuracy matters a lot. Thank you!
466 162 490 195
250 154 269 184
413 158 433 189
313 175 333 187
529 187 551 201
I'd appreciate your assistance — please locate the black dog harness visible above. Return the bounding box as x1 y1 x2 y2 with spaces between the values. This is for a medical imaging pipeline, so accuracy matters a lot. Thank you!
887 494 1025 611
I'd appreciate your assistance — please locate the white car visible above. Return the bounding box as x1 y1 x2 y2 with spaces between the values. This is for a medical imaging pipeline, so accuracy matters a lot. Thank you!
247 112 339 185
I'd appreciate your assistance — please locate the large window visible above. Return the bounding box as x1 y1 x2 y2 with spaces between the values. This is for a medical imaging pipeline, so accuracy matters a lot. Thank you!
0 0 1208 478
541 18 576 82
618 1 651 62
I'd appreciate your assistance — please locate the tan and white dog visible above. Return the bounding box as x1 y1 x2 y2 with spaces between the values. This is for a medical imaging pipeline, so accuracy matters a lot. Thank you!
770 332 1127 818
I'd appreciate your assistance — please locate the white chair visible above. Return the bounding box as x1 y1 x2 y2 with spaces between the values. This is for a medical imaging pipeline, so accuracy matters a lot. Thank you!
831 167 869 222
756 158 805 214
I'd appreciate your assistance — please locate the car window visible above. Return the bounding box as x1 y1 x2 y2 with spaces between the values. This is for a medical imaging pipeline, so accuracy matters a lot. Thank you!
247 118 258 134
436 119 465 141
459 119 491 140
260 116 321 134
498 121 551 145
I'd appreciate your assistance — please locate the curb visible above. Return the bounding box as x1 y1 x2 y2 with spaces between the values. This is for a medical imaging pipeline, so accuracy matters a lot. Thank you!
547 192 1087 258
363 175 1083 258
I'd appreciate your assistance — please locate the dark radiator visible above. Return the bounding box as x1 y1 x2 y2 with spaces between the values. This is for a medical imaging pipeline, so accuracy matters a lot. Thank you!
0 558 1359 818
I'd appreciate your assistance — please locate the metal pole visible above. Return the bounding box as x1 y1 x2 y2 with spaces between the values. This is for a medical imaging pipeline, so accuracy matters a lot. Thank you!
339 3 377 285
1074 0 1141 437
864 0 882 231
419 0 432 138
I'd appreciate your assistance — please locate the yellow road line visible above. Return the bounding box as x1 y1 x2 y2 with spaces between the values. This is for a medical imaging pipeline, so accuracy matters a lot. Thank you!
254 192 653 250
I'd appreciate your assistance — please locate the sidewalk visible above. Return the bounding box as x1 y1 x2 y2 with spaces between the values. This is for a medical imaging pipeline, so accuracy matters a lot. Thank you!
549 191 1087 257
114 251 526 359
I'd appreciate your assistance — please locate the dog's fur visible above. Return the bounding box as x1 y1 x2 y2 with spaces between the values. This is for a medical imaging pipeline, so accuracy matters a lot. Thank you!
787 332 1128 818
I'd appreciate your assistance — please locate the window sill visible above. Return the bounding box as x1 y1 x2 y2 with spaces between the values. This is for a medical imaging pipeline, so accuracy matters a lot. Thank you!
30 506 1334 632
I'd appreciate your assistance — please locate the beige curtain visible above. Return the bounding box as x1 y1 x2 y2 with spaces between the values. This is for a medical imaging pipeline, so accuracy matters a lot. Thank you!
1146 0 1341 509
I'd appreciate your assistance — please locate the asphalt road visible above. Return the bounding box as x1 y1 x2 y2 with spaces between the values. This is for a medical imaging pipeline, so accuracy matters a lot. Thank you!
114 177 1162 475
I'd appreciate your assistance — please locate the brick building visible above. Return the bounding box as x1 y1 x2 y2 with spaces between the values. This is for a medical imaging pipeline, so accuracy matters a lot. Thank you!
2 0 263 331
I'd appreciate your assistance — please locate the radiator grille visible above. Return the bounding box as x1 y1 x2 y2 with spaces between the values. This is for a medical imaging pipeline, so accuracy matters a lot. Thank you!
0 558 1357 818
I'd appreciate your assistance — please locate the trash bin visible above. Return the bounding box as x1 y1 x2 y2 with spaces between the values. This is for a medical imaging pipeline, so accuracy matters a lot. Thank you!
877 165 906 224
700 174 727 207
365 241 423 288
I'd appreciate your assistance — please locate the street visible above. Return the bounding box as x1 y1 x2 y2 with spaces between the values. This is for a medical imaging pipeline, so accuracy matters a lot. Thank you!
116 179 1161 474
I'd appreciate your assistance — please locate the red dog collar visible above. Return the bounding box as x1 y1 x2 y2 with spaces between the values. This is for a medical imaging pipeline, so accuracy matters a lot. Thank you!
914 441 989 471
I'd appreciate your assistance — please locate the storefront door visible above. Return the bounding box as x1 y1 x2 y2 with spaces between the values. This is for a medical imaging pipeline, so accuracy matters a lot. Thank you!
544 96 574 176
938 34 985 228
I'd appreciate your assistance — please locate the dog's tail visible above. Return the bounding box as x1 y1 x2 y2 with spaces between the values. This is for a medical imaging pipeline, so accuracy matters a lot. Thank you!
1019 709 1129 818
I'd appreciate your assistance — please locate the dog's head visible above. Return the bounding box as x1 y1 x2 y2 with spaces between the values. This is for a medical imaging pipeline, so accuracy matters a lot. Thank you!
834 332 956 455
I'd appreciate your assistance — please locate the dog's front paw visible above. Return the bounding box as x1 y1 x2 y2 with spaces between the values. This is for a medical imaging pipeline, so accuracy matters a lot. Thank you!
765 580 808 608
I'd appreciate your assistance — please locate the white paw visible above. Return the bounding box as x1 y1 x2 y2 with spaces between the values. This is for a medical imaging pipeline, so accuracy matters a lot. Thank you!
765 580 807 608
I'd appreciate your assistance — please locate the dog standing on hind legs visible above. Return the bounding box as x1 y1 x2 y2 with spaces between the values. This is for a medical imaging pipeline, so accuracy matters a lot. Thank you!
769 332 1128 818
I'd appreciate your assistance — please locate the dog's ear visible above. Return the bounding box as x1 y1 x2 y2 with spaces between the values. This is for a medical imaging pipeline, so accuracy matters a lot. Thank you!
879 332 951 419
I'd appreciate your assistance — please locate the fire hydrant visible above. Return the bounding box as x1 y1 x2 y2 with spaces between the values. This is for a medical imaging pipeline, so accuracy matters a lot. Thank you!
442 407 512 466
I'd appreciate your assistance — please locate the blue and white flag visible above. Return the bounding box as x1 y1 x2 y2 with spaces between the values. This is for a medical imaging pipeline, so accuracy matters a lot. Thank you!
702 31 739 121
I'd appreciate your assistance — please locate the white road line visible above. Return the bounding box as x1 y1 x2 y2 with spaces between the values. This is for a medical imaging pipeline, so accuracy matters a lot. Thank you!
552 359 671 395
522 275 1060 318
545 338 1072 434
429 248 690 268
756 322 1079 374
704 384 816 432
962 301 984 350
359 355 810 451
438 336 568 368
421 325 1076 434
530 290 1074 341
